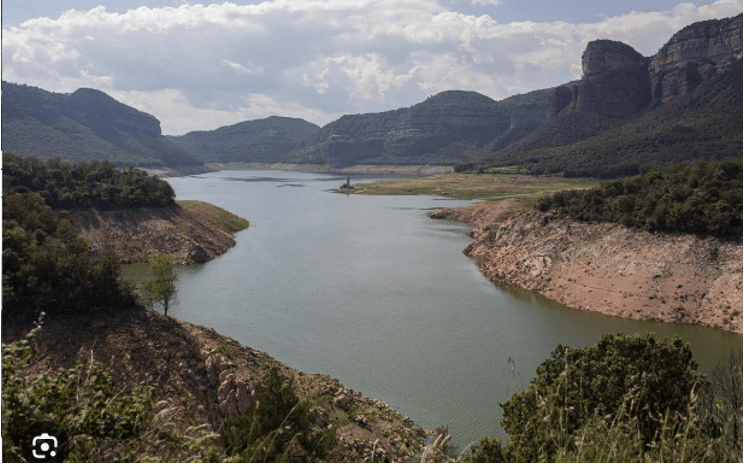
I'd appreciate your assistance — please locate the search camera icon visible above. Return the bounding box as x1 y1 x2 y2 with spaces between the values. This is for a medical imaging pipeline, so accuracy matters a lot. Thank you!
32 433 58 459
22 423 68 463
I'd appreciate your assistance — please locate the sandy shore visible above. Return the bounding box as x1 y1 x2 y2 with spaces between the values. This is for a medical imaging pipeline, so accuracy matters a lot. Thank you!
434 201 742 333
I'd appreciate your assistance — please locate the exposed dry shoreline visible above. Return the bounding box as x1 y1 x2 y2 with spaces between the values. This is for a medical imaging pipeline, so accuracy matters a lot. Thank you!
204 161 454 176
433 201 743 334
67 200 248 265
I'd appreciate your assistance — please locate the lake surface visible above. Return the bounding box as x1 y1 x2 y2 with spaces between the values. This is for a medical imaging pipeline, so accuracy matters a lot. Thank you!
124 170 742 450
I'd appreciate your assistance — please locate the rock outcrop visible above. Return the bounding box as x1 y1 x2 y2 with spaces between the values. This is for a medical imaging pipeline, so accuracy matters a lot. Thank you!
1 81 207 174
548 86 574 119
550 15 742 120
551 40 652 119
649 14 742 103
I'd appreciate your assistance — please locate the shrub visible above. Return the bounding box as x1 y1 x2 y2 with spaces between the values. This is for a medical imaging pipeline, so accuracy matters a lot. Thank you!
222 367 337 462
1 317 154 462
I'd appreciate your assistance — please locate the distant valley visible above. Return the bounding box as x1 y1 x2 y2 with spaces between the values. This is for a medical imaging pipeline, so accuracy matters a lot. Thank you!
2 14 741 177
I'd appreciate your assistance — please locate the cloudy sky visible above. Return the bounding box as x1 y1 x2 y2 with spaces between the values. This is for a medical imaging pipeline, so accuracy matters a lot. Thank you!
3 0 742 134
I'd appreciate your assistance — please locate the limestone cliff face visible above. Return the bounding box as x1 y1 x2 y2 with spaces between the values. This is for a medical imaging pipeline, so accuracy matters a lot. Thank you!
287 90 557 167
551 40 651 119
649 14 742 102
286 90 547 167
550 15 742 120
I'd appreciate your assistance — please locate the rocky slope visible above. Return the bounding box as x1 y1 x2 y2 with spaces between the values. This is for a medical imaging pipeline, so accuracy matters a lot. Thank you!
1 82 208 174
1 307 429 462
167 116 320 165
67 200 248 264
286 89 551 168
434 202 742 333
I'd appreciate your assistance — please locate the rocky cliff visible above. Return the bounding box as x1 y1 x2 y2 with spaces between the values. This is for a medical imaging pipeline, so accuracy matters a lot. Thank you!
550 40 651 119
167 116 320 165
550 14 742 120
1 82 208 174
649 14 742 103
286 90 550 168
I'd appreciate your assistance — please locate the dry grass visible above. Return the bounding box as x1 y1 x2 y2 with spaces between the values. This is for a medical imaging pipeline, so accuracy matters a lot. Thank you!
349 172 598 201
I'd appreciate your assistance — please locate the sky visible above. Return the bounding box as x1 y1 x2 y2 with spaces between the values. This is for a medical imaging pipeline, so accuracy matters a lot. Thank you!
2 0 742 135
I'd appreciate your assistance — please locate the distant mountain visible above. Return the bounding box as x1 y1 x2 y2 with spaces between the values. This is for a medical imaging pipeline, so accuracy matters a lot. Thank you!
285 89 552 168
1 82 208 174
467 13 743 177
166 116 320 165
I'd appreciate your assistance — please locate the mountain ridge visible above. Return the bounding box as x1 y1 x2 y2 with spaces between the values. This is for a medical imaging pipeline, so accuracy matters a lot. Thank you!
166 116 320 165
1 82 209 175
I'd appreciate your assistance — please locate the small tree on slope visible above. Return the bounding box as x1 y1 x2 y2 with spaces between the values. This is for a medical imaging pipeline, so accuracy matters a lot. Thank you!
140 253 178 317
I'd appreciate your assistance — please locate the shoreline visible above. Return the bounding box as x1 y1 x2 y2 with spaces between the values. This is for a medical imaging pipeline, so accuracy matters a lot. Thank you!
67 201 249 265
433 201 743 334
203 161 454 176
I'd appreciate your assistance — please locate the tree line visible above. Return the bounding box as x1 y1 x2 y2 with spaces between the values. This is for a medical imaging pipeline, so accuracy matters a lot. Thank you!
535 157 742 237
2 185 137 320
3 152 175 210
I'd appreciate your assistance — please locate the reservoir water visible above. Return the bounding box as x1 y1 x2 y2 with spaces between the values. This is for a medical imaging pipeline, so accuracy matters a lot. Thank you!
124 170 742 450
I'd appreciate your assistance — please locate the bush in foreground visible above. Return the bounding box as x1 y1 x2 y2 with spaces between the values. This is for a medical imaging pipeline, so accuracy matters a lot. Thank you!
466 333 741 462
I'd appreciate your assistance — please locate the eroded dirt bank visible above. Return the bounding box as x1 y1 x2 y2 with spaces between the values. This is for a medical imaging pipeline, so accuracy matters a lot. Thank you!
67 201 248 264
434 202 742 333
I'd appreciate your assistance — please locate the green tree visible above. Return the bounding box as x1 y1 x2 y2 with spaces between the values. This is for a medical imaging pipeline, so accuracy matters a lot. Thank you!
469 333 710 462
140 253 178 317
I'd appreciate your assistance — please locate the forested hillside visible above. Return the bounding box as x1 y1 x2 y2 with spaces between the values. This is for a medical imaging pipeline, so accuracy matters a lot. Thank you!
536 158 742 237
2 153 175 210
460 62 742 178
1 82 207 174
167 116 320 165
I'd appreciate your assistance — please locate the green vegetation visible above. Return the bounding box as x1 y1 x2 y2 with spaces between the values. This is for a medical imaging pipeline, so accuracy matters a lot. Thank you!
460 63 741 178
3 152 175 210
466 333 742 462
140 253 179 317
2 319 153 462
535 158 742 237
222 367 337 462
2 185 136 320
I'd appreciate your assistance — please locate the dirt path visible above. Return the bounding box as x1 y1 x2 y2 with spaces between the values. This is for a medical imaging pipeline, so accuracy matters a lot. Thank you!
434 202 742 333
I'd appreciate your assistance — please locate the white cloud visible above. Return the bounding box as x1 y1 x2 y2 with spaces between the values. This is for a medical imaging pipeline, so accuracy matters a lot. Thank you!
2 0 741 133
221 59 264 76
